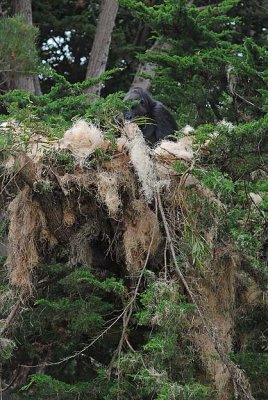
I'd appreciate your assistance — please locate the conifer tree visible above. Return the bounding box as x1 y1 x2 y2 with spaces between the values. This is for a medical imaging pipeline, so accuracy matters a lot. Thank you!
11 0 39 94
0 16 39 93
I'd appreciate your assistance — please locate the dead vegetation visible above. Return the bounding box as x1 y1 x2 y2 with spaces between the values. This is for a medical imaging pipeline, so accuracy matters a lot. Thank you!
7 186 54 293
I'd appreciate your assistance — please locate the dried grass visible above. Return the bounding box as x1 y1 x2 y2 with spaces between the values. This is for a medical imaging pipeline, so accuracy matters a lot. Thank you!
26 134 54 162
69 221 100 267
154 136 194 162
7 186 50 293
97 171 121 217
189 245 238 399
181 125 195 135
60 120 108 163
124 124 157 203
115 137 129 152
123 200 161 274
63 201 76 226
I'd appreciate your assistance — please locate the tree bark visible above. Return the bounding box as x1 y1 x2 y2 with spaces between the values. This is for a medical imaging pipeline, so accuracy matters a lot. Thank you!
130 41 170 91
12 0 32 23
11 0 41 94
85 0 119 97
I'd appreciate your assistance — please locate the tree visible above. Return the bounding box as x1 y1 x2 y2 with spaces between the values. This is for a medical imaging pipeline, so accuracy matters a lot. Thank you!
0 16 39 93
30 0 153 94
85 0 119 97
12 0 32 23
11 0 38 94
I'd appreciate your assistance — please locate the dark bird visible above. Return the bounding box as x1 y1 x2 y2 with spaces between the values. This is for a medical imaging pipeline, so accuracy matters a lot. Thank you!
124 87 178 144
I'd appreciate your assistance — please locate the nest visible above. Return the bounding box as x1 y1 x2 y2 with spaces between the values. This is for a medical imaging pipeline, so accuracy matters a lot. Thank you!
3 121 199 292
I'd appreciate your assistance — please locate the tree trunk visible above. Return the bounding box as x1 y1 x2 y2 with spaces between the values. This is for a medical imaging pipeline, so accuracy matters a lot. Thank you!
11 0 41 95
85 0 118 98
130 41 171 92
13 0 32 23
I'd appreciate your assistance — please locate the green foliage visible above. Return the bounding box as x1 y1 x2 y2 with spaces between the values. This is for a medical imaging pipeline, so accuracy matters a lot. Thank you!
8 264 208 400
225 201 268 284
230 352 268 398
30 264 123 337
8 263 127 399
85 91 127 132
137 278 194 328
231 352 268 378
43 149 76 172
0 16 39 77
96 275 209 400
188 119 268 283
21 373 91 400
59 267 126 296
1 68 125 138
204 115 268 178
0 338 16 361
177 185 222 271
173 160 188 174
121 0 268 126
193 168 235 201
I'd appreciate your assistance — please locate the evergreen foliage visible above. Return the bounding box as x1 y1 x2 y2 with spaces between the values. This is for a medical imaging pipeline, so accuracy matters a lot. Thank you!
0 67 125 138
0 16 39 82
1 264 208 400
120 0 268 126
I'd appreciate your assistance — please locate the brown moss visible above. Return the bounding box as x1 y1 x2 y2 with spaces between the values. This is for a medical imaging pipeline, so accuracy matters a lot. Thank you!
7 186 52 293
97 171 121 217
123 200 161 275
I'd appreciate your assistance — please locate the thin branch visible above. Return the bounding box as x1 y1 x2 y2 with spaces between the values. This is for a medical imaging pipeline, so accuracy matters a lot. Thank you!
0 299 22 336
112 198 159 367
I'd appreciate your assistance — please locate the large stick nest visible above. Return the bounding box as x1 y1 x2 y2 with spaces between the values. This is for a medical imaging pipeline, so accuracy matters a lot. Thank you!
1 121 217 293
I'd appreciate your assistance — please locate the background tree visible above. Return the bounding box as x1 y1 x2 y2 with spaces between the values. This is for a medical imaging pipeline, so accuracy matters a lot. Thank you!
0 16 39 94
30 0 148 94
85 0 119 97
11 0 40 94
